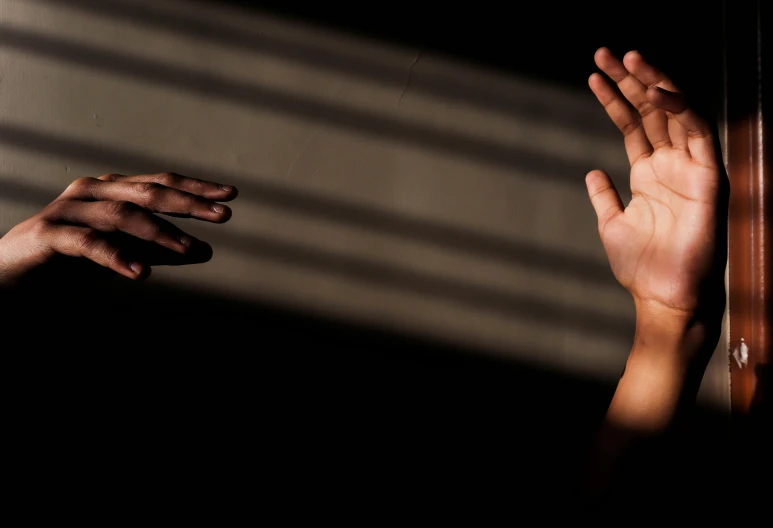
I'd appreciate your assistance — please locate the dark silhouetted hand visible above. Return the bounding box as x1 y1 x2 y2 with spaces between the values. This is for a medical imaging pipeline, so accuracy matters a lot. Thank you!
0 172 238 286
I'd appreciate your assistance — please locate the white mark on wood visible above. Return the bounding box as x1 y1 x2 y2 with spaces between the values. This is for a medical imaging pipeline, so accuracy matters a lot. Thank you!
732 337 748 368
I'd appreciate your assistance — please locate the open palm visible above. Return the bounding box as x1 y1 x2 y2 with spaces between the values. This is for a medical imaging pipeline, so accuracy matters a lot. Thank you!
587 48 724 315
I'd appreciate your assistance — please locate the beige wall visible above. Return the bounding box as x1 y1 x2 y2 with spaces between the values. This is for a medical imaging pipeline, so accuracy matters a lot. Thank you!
0 0 728 409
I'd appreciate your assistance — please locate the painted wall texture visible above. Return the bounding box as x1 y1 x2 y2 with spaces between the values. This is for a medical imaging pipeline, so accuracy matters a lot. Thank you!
0 0 729 505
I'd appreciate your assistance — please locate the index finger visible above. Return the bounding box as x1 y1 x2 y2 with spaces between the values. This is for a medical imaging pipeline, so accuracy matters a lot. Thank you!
98 172 239 201
588 72 652 165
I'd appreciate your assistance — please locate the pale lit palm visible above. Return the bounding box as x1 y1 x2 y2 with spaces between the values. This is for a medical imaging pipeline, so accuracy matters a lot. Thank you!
587 48 722 313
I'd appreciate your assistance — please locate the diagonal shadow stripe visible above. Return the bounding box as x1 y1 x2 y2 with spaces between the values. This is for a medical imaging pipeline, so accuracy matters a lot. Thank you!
0 176 635 341
0 125 615 285
0 25 597 182
201 228 636 341
27 0 611 137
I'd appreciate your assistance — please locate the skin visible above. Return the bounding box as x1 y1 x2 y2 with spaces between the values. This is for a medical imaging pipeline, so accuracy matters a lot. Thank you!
0 172 238 285
584 48 727 499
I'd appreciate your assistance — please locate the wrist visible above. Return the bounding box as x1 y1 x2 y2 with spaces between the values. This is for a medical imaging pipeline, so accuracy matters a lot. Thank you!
0 225 50 288
606 298 720 434
632 297 721 368
0 249 32 290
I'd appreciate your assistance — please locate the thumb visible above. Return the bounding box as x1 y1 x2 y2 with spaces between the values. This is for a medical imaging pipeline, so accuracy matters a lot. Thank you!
586 170 623 232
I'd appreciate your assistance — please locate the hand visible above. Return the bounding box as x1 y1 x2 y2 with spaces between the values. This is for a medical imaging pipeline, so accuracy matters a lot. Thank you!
0 172 238 285
586 48 726 328
583 49 728 498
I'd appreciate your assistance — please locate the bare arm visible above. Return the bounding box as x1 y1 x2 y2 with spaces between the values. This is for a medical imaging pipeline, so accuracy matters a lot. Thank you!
582 48 727 503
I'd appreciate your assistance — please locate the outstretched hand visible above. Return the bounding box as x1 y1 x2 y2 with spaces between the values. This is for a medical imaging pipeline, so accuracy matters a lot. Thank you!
584 48 729 499
586 48 726 337
0 172 238 286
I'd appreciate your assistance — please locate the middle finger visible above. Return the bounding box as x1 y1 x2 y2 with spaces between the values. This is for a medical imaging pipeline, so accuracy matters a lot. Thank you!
595 48 671 150
82 179 231 223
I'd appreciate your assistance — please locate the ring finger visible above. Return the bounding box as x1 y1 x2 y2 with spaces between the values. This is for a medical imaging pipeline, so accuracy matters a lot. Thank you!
622 51 688 150
49 199 196 254
595 47 671 149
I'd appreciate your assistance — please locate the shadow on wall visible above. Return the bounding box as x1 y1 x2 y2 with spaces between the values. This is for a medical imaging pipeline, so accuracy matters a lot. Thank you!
10 0 725 175
0 131 615 287
0 170 636 343
0 25 604 182
26 0 610 134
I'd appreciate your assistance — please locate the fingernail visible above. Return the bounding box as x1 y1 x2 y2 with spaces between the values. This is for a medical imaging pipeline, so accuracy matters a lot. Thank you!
211 203 225 214
218 184 233 192
178 235 193 247
129 262 143 274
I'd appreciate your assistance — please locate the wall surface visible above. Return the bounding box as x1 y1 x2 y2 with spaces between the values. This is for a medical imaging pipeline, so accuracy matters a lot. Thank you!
0 0 729 508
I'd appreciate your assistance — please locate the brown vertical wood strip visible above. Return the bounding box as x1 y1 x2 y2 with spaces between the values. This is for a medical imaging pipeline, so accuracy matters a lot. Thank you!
725 0 770 420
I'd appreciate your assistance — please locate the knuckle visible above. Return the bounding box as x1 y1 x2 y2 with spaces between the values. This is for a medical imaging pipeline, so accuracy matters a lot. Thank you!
155 172 180 186
108 200 136 221
598 208 620 234
29 218 53 240
189 177 207 190
78 229 120 264
620 120 642 137
589 184 613 201
686 123 711 139
138 181 165 200
43 199 70 219
146 219 162 238
183 192 201 209
103 244 122 266
64 177 96 195
635 100 657 118
77 228 102 252
97 173 122 182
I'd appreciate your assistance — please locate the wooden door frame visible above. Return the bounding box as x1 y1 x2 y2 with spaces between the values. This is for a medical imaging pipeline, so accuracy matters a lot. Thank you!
724 0 769 431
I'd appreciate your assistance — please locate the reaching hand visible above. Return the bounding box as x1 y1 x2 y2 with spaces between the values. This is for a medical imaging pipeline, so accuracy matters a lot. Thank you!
586 48 726 321
0 172 238 285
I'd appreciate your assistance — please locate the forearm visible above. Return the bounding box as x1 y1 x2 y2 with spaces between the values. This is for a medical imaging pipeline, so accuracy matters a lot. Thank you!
607 301 714 433
0 244 18 287
583 300 721 505
0 230 31 287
